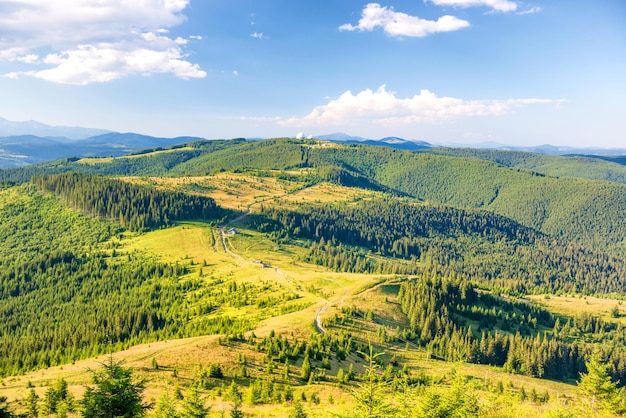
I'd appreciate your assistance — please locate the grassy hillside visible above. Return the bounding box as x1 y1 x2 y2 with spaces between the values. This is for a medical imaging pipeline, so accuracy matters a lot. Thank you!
2 141 626 416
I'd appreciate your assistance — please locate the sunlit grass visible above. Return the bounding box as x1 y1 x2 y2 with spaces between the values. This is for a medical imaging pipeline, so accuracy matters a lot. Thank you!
529 294 626 324
77 147 195 165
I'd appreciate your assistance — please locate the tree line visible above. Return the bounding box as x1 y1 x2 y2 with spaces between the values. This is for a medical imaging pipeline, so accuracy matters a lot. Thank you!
32 173 227 231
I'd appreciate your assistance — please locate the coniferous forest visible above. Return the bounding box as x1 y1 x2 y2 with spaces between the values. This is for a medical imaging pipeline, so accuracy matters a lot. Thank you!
2 138 626 417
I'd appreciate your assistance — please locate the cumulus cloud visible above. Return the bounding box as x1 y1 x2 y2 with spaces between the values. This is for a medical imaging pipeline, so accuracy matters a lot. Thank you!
251 32 265 39
279 85 564 127
427 0 518 12
339 3 469 37
0 0 205 84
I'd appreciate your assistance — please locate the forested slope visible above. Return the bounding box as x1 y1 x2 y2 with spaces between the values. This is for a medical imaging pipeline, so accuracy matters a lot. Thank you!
305 144 626 256
0 182 241 376
428 148 626 185
2 137 626 256
396 274 626 384
253 199 626 295
3 139 626 415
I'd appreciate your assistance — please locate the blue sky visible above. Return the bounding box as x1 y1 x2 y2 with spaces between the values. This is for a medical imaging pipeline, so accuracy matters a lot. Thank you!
0 0 624 147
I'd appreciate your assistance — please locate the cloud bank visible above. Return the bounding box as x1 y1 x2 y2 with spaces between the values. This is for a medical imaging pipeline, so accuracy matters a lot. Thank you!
279 85 564 127
339 3 469 37
0 0 205 84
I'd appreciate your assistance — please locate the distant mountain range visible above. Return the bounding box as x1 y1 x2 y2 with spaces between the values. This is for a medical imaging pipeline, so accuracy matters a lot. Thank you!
1 117 626 169
317 133 626 156
0 117 111 139
0 132 205 168
316 133 432 151
451 142 626 157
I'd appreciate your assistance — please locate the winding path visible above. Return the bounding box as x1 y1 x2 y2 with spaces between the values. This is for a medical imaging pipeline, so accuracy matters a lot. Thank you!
315 303 330 334
214 188 349 336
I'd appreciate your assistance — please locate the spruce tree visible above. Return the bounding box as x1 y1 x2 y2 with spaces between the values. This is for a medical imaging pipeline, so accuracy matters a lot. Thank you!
155 392 178 418
578 351 622 415
289 400 307 418
0 396 14 418
180 386 210 418
44 378 75 416
300 354 312 382
81 357 150 418
229 401 244 418
26 389 39 418
351 343 394 418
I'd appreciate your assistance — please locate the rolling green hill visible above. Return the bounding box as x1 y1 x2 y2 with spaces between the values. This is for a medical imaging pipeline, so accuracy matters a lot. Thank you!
3 138 626 416
3 138 626 256
428 148 626 185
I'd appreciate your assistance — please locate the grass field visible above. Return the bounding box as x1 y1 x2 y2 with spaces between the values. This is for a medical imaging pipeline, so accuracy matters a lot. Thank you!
77 147 196 165
529 294 626 324
0 332 579 417
126 173 298 211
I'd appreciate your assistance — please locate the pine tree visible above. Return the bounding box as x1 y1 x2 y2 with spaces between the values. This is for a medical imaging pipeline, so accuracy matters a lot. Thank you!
347 363 355 381
180 386 210 418
351 343 394 418
226 380 242 403
44 378 74 416
336 368 345 385
81 356 150 418
289 400 307 418
229 401 244 418
283 359 290 381
0 396 14 418
578 351 622 415
300 354 312 382
26 389 39 418
155 392 178 418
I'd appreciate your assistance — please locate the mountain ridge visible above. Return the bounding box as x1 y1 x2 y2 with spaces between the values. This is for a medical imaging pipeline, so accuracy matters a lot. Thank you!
0 132 207 168
2 114 626 169
0 116 111 139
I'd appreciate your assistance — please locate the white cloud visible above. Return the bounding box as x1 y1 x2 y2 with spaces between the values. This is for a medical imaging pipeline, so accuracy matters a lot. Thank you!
16 54 40 64
251 32 265 39
339 3 469 37
427 0 518 12
8 36 205 85
0 47 39 63
0 0 205 84
279 85 565 127
233 70 239 76
517 6 542 15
